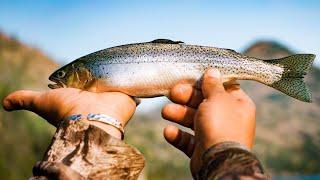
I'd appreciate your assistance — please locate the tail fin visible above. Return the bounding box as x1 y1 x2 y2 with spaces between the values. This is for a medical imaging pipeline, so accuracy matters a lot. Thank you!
268 54 315 102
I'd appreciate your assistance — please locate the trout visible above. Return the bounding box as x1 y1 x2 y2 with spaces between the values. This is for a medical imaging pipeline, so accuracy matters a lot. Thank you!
48 39 315 102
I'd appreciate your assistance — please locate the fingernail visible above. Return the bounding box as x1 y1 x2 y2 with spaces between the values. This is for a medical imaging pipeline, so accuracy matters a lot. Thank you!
207 69 220 78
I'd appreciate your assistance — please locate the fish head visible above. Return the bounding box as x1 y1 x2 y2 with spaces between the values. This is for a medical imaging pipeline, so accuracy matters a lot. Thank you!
48 62 93 89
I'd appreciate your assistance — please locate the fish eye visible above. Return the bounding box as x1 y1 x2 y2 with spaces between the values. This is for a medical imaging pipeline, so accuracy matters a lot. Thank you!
57 71 66 78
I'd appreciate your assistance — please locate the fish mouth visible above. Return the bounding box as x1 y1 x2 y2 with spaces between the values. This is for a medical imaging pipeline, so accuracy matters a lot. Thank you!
48 77 66 89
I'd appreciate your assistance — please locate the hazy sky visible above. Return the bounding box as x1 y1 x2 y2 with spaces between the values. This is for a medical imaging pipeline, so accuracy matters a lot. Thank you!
1 0 319 112
1 0 319 66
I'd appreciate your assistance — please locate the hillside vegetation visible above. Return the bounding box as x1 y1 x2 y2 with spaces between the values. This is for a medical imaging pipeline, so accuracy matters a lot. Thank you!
243 41 320 174
0 33 319 179
0 32 57 179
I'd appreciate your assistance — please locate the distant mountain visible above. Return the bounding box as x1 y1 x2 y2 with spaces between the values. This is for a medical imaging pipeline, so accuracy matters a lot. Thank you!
243 40 295 59
242 40 320 174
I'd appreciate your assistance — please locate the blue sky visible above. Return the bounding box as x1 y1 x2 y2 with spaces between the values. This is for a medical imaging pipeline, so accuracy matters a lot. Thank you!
1 0 319 112
0 0 319 66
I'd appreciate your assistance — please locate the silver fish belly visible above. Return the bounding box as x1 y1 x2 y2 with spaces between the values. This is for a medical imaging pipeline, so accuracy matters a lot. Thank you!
83 50 282 97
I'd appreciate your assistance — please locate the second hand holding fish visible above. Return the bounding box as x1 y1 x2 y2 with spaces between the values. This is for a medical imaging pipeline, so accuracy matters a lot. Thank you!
162 68 256 177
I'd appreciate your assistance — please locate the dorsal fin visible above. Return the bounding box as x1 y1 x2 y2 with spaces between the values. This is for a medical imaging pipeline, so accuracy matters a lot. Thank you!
150 39 184 44
219 48 239 54
220 48 237 53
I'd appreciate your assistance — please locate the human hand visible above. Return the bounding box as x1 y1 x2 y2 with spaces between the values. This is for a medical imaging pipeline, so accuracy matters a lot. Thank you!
2 88 137 139
162 69 256 176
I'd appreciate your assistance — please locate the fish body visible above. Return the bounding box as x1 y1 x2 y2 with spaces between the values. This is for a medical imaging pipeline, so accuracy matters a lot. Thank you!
49 39 315 102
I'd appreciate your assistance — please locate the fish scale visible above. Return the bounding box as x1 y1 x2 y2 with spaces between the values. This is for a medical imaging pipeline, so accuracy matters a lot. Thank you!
48 39 315 102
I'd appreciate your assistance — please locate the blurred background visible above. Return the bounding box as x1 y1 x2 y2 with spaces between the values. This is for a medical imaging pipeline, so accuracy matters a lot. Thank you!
0 0 319 179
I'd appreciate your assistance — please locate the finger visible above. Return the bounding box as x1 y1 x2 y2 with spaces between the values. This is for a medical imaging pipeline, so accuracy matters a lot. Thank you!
162 103 196 128
202 69 225 99
229 87 251 100
163 125 195 157
170 84 203 108
2 90 41 111
131 97 141 106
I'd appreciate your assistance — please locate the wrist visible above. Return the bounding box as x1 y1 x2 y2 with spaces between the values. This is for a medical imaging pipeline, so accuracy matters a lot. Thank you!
65 113 124 140
85 120 123 139
201 134 253 151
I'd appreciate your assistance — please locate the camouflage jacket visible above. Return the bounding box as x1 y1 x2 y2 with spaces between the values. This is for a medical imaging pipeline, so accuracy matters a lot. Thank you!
31 120 269 180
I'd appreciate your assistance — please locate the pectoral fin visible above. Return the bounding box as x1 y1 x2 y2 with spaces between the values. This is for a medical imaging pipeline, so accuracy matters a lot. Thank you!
223 80 240 91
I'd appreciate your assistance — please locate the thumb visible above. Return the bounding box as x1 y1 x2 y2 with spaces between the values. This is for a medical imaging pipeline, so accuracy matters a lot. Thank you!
2 90 40 111
202 68 225 99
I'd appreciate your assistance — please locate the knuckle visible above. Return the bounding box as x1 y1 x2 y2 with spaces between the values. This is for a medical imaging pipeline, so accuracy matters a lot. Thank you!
204 77 220 86
198 101 211 111
170 86 181 99
214 88 225 94
205 90 225 100
16 98 25 108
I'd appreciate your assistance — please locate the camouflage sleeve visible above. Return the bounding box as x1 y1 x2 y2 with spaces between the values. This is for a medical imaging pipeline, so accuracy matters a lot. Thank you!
196 141 269 180
31 119 145 180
